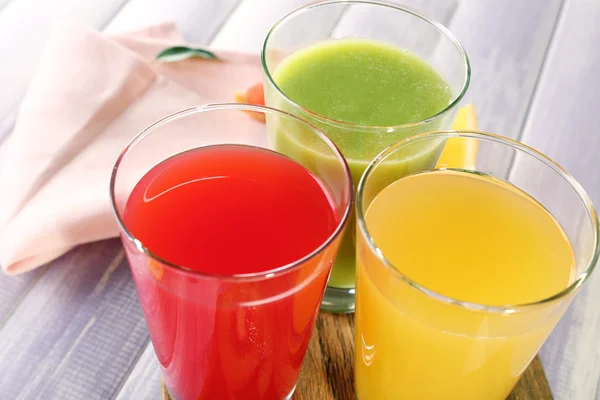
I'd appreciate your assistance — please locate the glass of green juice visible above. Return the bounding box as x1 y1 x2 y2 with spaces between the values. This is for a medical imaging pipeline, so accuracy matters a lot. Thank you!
262 0 470 313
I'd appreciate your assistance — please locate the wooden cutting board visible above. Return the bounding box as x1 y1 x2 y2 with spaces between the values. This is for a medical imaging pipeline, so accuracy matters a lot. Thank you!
162 313 553 400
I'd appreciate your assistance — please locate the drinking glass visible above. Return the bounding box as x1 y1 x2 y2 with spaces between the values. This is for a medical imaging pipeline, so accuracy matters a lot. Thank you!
262 0 470 312
355 131 599 399
110 104 352 400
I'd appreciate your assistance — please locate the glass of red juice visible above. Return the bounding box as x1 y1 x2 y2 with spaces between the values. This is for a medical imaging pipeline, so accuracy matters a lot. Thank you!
109 103 352 400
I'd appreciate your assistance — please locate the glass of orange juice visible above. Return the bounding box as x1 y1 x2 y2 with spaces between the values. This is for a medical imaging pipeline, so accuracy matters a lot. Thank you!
355 131 599 399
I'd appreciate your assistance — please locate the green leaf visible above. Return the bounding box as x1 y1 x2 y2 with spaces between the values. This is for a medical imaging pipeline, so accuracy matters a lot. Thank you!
156 46 218 62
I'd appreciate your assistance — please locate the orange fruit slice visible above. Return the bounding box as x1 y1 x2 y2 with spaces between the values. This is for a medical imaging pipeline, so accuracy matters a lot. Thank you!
234 82 266 122
436 104 479 169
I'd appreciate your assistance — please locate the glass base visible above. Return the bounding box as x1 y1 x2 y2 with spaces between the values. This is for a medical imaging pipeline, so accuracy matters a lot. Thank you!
284 385 296 400
163 382 296 400
320 286 355 313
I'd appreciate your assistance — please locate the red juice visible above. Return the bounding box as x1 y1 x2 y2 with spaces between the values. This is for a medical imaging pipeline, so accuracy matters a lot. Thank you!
123 145 339 400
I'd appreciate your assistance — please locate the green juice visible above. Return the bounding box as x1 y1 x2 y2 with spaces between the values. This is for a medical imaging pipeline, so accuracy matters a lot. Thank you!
265 38 453 289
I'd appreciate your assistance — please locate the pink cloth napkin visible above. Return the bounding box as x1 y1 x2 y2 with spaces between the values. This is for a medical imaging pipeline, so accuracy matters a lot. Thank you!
0 21 263 274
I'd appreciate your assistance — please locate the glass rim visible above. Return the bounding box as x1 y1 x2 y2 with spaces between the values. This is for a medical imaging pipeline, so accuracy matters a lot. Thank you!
109 102 354 281
356 130 600 313
261 0 471 131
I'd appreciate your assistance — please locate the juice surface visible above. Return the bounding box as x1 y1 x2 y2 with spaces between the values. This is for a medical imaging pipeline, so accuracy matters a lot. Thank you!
271 38 453 288
123 145 338 400
124 145 337 275
355 170 575 399
274 38 452 131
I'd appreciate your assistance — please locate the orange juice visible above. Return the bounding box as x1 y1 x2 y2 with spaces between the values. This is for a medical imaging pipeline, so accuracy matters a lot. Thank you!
355 169 575 399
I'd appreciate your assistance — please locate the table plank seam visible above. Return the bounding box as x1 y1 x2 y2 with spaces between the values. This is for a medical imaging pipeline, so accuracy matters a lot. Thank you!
0 266 48 330
443 0 461 32
205 0 244 46
91 250 125 296
0 0 14 17
503 0 566 183
0 103 19 146
47 316 98 385
99 0 135 30
513 0 567 145
110 336 151 400
322 3 352 37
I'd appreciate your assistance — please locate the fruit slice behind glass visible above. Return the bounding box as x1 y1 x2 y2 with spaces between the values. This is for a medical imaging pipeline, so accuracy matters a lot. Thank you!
234 83 266 121
436 104 479 169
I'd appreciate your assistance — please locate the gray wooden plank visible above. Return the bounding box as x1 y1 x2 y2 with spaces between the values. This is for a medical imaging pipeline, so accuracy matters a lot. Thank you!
0 267 46 327
210 0 324 50
0 239 148 400
0 0 131 142
446 0 565 178
451 0 563 140
331 0 459 57
115 343 162 400
211 0 458 53
0 108 18 150
104 0 241 43
516 1 600 399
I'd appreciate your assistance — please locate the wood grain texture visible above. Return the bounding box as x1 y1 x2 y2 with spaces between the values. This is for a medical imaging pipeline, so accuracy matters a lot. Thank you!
160 313 553 399
0 0 13 13
449 0 563 139
116 342 161 400
210 0 460 54
447 0 565 177
104 0 241 43
296 315 552 400
0 266 47 327
0 240 148 400
295 314 355 399
210 0 345 50
331 0 459 57
517 1 600 399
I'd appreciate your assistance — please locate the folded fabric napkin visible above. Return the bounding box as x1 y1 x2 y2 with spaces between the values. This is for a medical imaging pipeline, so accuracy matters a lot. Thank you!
0 22 263 274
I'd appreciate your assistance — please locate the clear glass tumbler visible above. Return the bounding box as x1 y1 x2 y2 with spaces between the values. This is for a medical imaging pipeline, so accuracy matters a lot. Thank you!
355 131 599 399
110 104 352 400
262 0 470 312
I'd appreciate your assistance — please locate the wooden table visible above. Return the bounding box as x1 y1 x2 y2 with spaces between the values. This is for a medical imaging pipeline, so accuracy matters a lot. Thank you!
0 1 599 399
286 314 552 399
